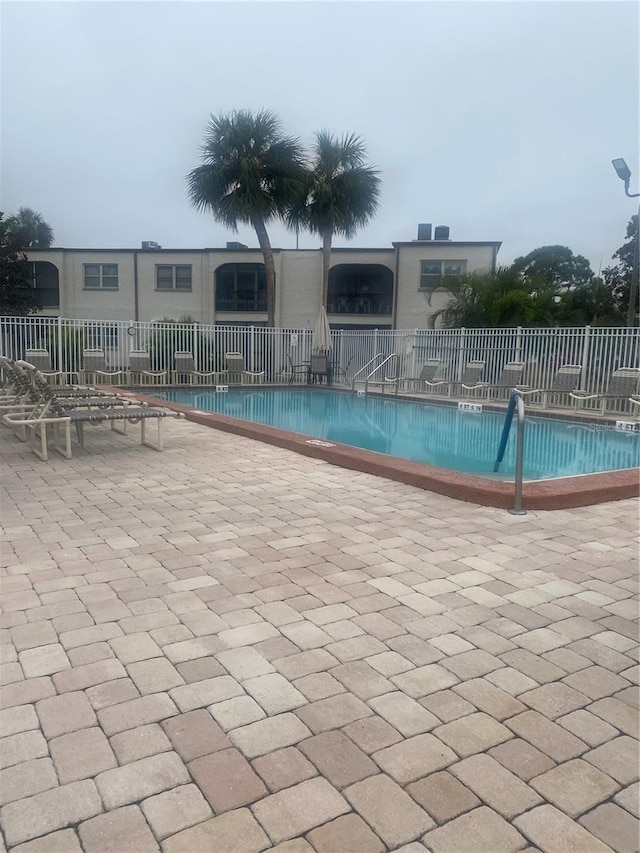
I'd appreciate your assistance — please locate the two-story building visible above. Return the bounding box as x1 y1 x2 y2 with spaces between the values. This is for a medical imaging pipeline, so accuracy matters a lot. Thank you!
25 224 501 329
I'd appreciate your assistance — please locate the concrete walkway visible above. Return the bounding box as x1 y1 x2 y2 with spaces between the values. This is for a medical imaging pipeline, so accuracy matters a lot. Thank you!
1 418 638 853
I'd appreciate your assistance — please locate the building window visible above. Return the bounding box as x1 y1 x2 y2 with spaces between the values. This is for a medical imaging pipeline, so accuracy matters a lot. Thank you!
156 265 192 291
215 263 267 311
84 264 118 290
419 260 466 290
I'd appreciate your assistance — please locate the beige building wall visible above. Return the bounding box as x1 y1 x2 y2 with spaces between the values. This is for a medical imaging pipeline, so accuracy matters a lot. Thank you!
25 239 500 330
278 250 323 329
394 242 498 330
135 251 206 321
61 251 136 320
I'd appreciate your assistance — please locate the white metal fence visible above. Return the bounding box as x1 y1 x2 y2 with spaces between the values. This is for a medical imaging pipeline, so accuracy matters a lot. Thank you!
1 316 638 396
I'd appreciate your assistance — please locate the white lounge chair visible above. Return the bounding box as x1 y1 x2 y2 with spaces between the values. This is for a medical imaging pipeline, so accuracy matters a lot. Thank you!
225 352 265 385
173 352 223 385
571 367 640 415
128 351 167 385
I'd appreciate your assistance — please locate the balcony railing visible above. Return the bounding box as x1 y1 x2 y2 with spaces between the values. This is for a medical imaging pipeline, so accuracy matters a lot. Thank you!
33 288 60 308
328 295 393 315
216 295 267 312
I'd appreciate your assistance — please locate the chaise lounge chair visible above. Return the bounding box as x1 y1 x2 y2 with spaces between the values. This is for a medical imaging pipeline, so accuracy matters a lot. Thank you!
225 352 265 385
3 361 183 460
82 349 125 386
25 349 67 385
570 367 640 415
128 351 167 385
173 352 223 386
518 364 582 408
467 361 526 399
424 360 486 397
403 358 442 392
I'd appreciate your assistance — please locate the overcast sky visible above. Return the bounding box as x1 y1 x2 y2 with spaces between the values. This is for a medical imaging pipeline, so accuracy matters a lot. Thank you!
2 0 638 274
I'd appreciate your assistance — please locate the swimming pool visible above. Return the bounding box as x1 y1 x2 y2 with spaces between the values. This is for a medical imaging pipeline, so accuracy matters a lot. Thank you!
151 388 640 482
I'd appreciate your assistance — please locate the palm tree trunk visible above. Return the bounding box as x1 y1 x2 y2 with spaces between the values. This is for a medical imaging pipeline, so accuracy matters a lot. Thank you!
321 227 332 309
252 217 276 327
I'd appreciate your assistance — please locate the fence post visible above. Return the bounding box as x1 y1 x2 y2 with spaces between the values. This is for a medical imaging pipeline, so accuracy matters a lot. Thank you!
515 326 523 363
457 327 467 382
56 317 63 373
581 325 591 391
250 325 255 373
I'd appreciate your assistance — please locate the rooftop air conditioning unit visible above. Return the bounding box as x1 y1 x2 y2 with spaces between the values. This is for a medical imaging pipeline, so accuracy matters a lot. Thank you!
141 241 161 250
433 226 450 240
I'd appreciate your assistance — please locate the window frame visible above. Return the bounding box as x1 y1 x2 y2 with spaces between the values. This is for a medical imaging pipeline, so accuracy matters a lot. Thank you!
83 263 119 290
419 259 467 290
155 264 193 292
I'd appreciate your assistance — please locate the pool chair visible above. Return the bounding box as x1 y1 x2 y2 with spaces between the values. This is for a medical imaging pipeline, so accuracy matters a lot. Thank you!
0 356 39 413
570 367 640 415
5 357 120 405
403 358 442 392
425 360 486 397
225 352 265 385
24 349 66 385
172 352 222 386
14 361 135 413
287 353 308 385
470 361 526 399
331 355 354 385
308 352 332 385
517 364 582 408
3 363 184 460
82 349 125 386
128 351 167 385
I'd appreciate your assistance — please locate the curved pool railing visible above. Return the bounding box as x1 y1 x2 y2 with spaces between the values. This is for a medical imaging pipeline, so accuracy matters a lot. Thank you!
351 353 400 396
494 389 527 515
351 353 386 393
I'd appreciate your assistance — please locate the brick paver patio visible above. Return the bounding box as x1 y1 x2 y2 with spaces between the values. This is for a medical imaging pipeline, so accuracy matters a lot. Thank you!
1 419 638 852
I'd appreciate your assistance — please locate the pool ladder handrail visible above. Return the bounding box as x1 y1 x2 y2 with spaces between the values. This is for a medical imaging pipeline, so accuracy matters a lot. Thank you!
494 388 527 515
352 353 400 396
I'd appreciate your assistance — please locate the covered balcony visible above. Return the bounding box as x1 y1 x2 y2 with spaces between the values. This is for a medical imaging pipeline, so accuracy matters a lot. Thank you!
327 264 394 318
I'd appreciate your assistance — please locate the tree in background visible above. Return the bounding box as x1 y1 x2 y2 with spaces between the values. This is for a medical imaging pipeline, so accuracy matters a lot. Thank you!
4 207 54 248
568 278 624 326
432 267 535 328
512 245 593 289
0 213 39 315
288 132 381 309
187 110 306 327
434 237 628 328
603 215 637 318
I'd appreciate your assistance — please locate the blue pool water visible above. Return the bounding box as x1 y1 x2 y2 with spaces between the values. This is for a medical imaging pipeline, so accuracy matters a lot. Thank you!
151 388 640 481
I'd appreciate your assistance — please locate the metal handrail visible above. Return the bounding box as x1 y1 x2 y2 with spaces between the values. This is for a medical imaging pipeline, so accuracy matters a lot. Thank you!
494 389 527 515
351 353 387 392
364 353 400 395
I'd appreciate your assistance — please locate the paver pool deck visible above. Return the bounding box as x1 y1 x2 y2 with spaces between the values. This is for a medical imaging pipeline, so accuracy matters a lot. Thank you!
0 417 638 853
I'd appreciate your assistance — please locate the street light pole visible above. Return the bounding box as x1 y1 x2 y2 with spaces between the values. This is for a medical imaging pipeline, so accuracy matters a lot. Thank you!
611 158 639 327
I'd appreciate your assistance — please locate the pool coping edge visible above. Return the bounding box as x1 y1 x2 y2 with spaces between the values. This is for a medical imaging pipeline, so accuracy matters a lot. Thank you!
128 390 640 511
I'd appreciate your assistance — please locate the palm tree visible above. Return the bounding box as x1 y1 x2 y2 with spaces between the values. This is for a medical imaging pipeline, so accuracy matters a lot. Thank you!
187 110 306 327
432 268 535 328
290 132 381 308
5 207 54 248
